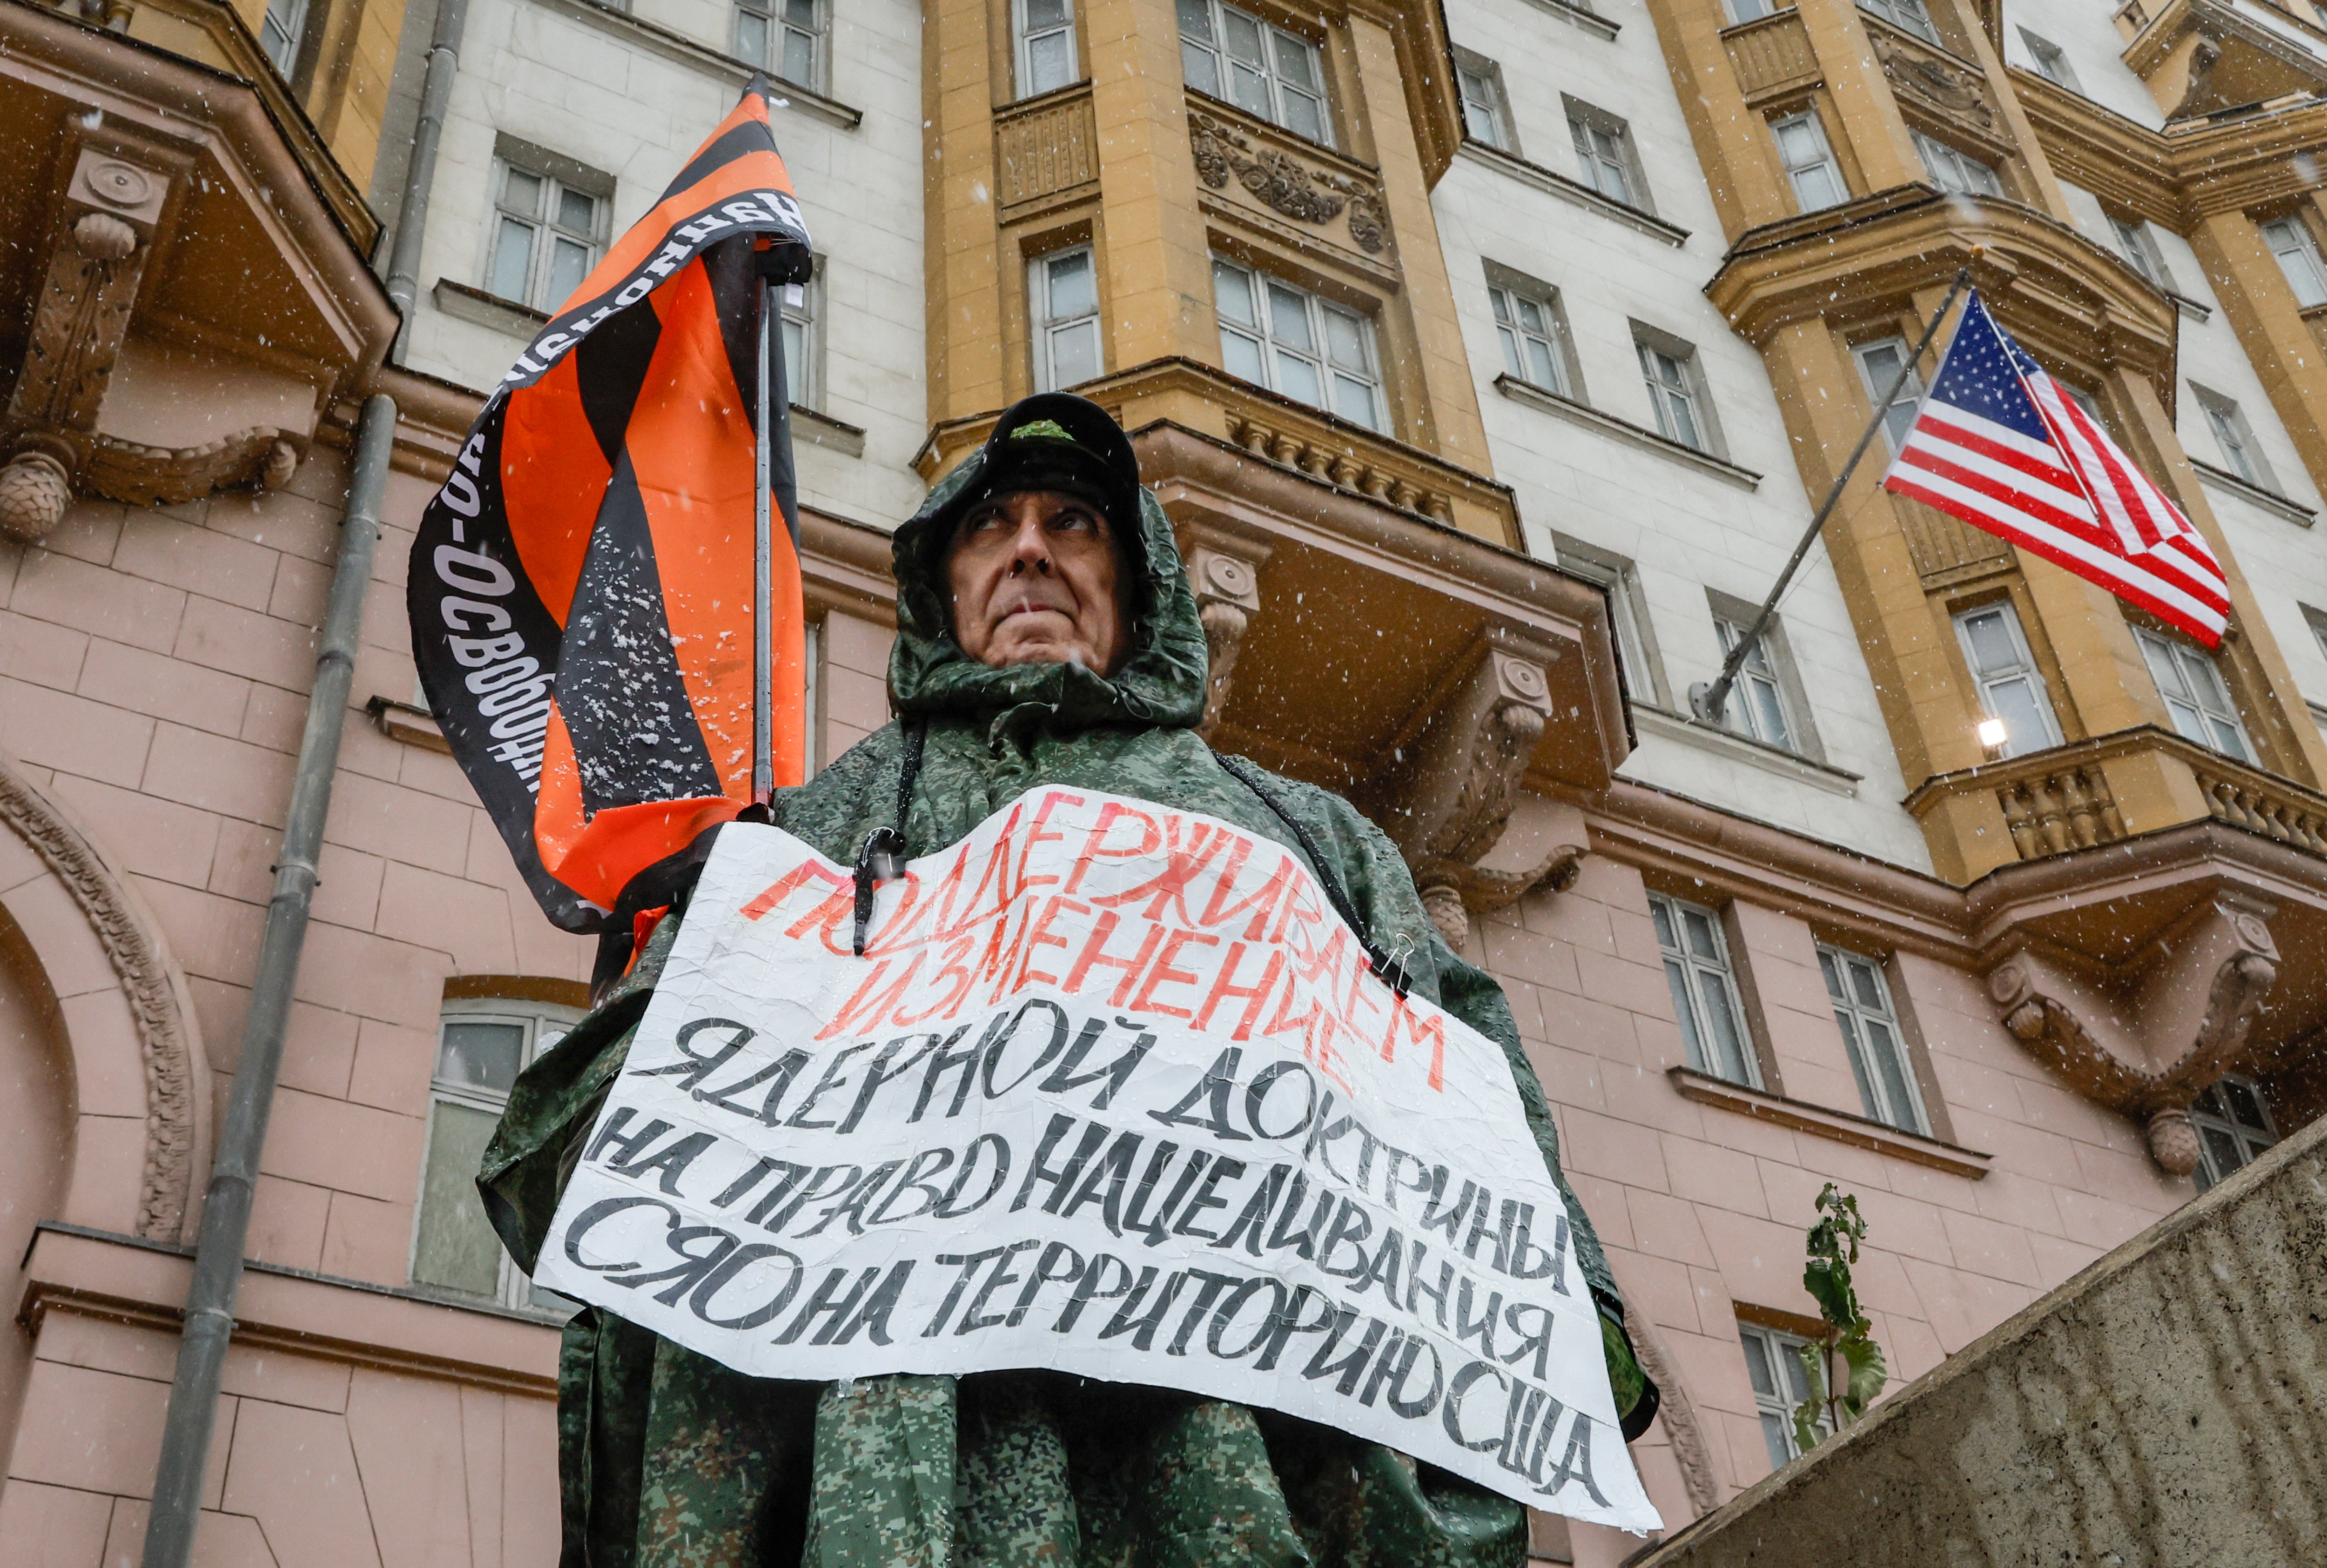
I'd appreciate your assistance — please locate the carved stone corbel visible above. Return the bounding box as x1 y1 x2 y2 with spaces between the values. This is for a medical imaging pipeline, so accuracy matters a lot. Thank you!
1377 632 1574 947
1184 530 1270 734
1985 895 2280 1174
1 144 172 539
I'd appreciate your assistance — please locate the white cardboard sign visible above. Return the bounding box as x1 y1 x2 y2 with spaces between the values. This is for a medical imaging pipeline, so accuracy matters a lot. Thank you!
534 788 1659 1529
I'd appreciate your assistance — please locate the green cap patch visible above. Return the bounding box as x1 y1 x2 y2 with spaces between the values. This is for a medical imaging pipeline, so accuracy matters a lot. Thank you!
1007 419 1075 442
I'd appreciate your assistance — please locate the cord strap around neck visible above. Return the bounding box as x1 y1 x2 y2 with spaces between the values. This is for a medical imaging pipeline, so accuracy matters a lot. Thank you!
1213 752 1412 998
852 717 928 955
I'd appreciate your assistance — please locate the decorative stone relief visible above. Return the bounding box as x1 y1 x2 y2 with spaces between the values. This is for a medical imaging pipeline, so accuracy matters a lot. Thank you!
1376 635 1580 946
1184 533 1270 733
0 138 302 533
1870 29 2001 135
1986 896 2280 1175
0 761 197 1239
1189 109 1389 255
8 207 149 436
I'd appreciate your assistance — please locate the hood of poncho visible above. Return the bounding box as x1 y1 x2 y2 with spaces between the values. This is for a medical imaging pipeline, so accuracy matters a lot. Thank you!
886 444 1211 733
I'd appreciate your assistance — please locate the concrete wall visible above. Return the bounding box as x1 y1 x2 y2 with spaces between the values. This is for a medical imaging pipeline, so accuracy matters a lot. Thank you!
1628 1104 2327 1568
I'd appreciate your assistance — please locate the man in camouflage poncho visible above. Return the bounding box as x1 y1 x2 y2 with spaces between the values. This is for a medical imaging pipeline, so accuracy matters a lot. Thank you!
480 393 1654 1567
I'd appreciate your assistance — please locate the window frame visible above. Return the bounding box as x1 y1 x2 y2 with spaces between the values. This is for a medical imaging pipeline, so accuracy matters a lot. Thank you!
1211 255 1384 430
1770 109 1848 213
736 0 828 92
1715 616 1796 750
261 0 310 75
2017 27 2081 91
1816 945 1928 1134
1952 600 2064 758
2107 213 2173 293
1565 98 1650 213
1487 266 1577 401
2191 1074 2278 1192
1179 0 1334 148
1553 531 1667 708
1030 242 1104 393
1015 0 1081 99
1648 891 1760 1088
2261 215 2327 309
779 260 821 410
1453 47 1515 153
1739 1321 1830 1470
484 142 614 315
2134 624 2254 762
1857 0 1936 42
1910 128 2002 197
1852 334 1928 454
1727 0 1781 20
2191 383 2277 492
1634 328 1716 456
412 998 585 1317
1708 586 1825 762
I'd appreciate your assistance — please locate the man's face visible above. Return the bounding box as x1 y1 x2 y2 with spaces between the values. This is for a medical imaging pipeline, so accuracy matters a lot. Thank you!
946 489 1131 674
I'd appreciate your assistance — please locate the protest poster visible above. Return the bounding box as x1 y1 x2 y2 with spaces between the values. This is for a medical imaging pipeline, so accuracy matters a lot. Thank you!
532 788 1662 1530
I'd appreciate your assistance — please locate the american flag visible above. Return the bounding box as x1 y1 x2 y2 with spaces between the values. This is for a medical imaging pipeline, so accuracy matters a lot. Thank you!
1882 292 2229 647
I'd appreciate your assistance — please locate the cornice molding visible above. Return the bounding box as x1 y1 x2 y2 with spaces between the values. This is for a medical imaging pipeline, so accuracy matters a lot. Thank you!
2012 70 2327 227
0 760 201 1240
1708 186 2180 401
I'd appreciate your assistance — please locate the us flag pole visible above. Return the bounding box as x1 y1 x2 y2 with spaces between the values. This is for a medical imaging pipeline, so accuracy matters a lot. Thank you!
1689 267 1975 729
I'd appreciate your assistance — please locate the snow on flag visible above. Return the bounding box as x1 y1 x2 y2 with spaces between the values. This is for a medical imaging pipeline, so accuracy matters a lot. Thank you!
410 81 814 932
1882 292 2230 648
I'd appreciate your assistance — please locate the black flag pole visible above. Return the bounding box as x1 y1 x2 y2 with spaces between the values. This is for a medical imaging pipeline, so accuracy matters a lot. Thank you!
752 247 802 805
753 266 775 805
1689 264 1975 729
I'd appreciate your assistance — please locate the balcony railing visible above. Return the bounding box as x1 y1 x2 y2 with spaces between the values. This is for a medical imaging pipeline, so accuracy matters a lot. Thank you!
1907 726 2327 876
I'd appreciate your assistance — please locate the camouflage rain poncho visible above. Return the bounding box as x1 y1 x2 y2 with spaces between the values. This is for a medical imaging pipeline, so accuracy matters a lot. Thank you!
480 436 1646 1568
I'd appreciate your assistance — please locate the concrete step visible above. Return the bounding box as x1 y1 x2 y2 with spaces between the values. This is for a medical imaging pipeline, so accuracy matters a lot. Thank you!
1628 1108 2327 1567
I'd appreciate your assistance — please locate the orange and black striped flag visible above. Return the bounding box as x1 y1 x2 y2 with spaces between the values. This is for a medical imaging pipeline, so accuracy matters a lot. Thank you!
410 81 814 931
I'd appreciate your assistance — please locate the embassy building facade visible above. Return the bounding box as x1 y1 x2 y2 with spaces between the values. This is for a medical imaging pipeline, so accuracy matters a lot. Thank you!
3 0 2327 1556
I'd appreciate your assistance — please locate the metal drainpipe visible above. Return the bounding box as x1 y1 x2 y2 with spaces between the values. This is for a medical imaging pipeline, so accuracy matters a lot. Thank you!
141 0 466 1556
138 390 397 1568
382 0 471 355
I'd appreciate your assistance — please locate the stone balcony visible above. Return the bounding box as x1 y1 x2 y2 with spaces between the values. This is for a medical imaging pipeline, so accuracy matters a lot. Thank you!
1905 725 2327 882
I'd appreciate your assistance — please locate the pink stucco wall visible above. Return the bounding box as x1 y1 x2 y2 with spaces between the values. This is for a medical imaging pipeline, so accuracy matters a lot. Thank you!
0 471 2195 1566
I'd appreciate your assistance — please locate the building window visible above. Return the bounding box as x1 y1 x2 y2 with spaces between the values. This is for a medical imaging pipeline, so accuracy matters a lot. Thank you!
1016 0 1079 97
1212 256 1381 429
1031 245 1102 391
1636 334 1710 452
1728 0 1781 20
736 0 824 89
1739 1323 1829 1469
779 269 817 409
261 0 309 74
1492 277 1573 397
1648 892 1758 1087
486 151 611 313
1554 532 1665 706
2018 28 2080 90
1817 946 1926 1133
2107 214 2173 292
1857 0 1936 41
2260 216 2327 308
1567 101 1648 210
2193 385 2276 490
2136 625 2253 762
1912 129 2002 197
1771 111 1847 212
1854 335 1927 452
1455 49 1513 151
2191 1075 2277 1192
1954 602 2062 757
1715 616 1798 750
413 999 582 1314
1179 0 1331 147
